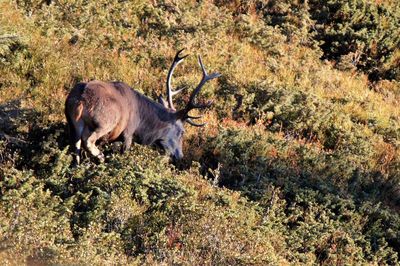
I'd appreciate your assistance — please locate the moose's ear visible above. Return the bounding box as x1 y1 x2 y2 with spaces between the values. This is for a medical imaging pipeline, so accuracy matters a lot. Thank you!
158 95 169 108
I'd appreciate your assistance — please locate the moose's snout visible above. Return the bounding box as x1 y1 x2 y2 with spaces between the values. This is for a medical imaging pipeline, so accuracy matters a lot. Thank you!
160 138 183 160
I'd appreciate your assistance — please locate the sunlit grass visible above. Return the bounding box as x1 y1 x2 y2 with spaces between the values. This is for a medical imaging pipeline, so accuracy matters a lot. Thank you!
1 0 400 264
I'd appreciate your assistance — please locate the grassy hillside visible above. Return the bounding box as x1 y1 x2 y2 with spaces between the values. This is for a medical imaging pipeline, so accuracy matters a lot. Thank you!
1 0 399 264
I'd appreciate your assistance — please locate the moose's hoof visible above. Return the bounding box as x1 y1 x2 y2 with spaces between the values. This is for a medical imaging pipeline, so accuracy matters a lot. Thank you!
97 153 105 163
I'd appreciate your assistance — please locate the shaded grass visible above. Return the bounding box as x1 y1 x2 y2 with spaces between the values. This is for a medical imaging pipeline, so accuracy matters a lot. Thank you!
0 0 399 264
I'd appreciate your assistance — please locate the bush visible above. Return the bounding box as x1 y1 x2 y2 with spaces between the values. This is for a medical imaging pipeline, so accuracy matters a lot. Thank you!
1 0 399 264
202 126 399 263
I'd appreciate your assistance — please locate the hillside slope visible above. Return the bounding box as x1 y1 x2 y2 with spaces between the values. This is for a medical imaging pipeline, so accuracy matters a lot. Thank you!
1 0 400 264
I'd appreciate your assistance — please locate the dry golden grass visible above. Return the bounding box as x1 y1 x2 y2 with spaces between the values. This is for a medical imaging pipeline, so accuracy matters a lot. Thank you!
1 0 400 264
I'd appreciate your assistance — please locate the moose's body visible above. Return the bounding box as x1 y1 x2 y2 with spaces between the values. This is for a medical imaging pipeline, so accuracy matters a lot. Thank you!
65 81 184 163
65 50 220 164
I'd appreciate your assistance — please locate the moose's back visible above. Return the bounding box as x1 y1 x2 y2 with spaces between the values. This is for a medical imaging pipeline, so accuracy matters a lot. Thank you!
66 81 136 140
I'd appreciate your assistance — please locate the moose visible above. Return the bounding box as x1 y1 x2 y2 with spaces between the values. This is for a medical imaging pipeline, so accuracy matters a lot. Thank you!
65 50 221 164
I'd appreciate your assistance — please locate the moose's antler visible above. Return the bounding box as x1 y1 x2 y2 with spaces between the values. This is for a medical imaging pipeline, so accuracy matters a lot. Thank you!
177 55 221 126
164 49 188 110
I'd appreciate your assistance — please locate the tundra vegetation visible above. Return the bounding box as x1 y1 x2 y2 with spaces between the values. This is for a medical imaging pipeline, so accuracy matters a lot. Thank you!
0 0 400 265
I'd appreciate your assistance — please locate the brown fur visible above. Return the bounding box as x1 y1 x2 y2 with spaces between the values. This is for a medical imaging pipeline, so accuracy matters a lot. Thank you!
65 80 183 163
73 102 83 121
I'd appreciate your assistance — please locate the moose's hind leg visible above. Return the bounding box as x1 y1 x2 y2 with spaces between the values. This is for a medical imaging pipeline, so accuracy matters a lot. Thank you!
82 127 107 162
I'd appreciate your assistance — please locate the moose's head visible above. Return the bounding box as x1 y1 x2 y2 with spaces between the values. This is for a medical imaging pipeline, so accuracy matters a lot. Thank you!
155 49 221 160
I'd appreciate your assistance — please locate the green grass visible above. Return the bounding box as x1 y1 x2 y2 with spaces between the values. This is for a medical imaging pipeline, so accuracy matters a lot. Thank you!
1 0 399 264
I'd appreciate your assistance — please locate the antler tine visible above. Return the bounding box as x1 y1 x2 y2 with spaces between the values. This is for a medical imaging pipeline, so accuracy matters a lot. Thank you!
186 118 207 127
198 55 222 81
198 55 208 76
187 114 203 119
170 85 186 96
166 49 188 110
186 113 206 127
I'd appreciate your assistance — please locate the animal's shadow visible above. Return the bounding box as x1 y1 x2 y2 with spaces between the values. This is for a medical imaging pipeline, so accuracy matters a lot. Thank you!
0 98 68 169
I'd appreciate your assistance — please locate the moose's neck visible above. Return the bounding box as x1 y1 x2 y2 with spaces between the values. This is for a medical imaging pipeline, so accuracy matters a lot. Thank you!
134 92 176 145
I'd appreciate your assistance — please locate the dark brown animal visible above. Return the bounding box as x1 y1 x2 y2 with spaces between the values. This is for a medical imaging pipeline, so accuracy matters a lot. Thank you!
65 50 220 164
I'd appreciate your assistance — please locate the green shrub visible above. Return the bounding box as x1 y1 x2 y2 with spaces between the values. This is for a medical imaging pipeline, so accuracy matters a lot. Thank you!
309 0 400 81
203 126 399 263
1 0 399 264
